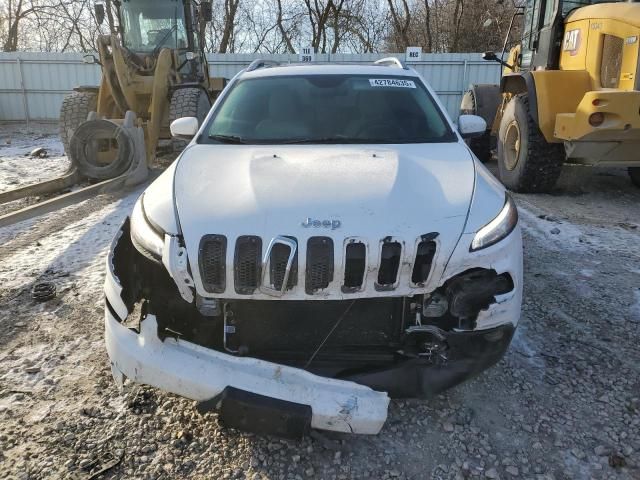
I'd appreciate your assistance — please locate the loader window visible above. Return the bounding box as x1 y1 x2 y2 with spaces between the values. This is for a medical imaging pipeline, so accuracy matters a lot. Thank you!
121 0 188 52
562 0 624 17
600 34 624 88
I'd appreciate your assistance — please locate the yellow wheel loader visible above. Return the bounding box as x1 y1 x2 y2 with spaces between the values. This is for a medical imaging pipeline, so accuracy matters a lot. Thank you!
462 0 640 192
0 0 225 227
59 0 225 178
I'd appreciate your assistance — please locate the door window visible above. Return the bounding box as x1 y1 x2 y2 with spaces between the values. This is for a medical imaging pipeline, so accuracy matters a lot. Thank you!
601 34 624 88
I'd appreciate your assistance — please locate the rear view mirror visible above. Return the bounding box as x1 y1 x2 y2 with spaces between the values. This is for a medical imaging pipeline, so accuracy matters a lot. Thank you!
458 115 487 139
482 51 497 61
170 117 199 140
94 3 105 25
200 1 213 22
82 54 101 66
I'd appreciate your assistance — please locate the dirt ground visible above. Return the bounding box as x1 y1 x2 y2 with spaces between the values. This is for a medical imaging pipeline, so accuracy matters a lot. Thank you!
0 123 639 480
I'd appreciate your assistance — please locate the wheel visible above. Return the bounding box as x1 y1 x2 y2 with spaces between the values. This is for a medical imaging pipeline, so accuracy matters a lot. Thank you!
169 88 211 152
629 167 640 188
59 91 97 154
461 89 493 162
469 132 492 163
497 94 564 193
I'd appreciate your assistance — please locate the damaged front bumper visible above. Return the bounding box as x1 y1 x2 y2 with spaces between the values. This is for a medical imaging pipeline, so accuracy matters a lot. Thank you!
104 218 522 436
105 310 389 434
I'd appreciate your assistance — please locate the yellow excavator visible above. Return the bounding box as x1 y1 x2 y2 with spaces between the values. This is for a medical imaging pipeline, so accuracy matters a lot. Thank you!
0 0 225 226
462 0 640 192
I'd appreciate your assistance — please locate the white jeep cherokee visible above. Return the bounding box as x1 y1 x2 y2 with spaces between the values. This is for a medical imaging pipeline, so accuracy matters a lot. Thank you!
104 59 522 437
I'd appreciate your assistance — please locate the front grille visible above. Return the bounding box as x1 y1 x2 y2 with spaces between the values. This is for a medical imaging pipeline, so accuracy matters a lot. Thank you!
412 238 437 285
305 237 334 294
198 233 438 295
234 236 262 294
376 241 402 289
343 241 366 292
270 238 298 291
199 235 227 293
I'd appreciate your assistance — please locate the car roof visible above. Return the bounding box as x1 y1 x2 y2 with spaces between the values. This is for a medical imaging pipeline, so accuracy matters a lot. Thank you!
239 63 421 80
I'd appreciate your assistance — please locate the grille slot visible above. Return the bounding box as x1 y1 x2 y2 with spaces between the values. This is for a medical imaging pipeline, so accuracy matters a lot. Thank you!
411 239 437 285
305 237 334 294
376 241 402 289
270 238 298 291
199 235 227 293
234 236 262 294
343 241 366 292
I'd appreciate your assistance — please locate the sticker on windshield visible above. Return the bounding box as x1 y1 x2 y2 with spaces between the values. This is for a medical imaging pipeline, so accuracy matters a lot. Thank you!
369 78 416 88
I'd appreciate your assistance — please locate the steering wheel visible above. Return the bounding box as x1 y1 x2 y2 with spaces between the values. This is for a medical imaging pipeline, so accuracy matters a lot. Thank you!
354 120 406 139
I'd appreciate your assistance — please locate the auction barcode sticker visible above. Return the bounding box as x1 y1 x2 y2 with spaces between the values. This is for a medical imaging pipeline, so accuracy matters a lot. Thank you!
369 78 416 88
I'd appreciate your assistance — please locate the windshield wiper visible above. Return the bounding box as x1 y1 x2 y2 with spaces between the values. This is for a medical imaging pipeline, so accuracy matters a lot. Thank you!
282 136 362 144
209 134 247 144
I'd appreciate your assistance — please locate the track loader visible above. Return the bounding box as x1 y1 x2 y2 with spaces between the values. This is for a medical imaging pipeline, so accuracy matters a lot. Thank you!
462 0 640 192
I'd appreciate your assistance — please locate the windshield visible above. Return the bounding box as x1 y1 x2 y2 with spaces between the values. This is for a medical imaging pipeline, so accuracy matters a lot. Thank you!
203 74 456 145
561 0 623 16
120 0 187 52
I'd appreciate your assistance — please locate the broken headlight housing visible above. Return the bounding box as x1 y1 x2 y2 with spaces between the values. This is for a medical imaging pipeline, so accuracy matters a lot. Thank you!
470 194 518 251
130 194 164 262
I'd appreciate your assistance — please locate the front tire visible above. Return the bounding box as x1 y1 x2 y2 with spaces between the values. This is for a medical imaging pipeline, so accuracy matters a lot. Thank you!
169 88 211 153
59 91 97 154
629 168 640 188
461 89 492 163
497 94 564 193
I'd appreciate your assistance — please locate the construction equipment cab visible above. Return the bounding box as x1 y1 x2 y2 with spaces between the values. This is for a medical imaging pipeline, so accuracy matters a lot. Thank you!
462 0 640 192
59 0 223 180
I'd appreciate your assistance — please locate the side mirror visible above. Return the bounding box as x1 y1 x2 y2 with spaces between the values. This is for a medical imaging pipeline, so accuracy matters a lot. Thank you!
94 3 105 26
200 1 213 22
82 54 101 66
458 115 487 139
482 51 497 61
170 117 199 140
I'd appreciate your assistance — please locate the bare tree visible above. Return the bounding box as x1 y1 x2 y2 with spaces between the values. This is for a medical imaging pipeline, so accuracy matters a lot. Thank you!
423 0 432 52
0 0 518 55
386 0 411 51
276 0 296 53
219 0 240 53
2 0 41 51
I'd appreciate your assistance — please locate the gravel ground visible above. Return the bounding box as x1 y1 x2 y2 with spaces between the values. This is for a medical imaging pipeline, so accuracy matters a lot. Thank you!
0 131 639 480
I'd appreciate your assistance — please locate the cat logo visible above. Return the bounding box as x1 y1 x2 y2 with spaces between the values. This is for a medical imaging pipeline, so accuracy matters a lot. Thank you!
563 29 581 56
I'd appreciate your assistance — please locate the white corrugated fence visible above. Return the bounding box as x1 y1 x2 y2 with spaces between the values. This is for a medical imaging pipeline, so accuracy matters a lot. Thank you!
0 52 500 123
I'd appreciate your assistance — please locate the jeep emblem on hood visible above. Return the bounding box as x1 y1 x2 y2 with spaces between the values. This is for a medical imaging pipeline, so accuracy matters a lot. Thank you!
302 217 341 230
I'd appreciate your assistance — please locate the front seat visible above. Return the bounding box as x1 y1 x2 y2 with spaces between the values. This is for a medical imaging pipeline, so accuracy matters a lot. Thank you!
254 89 310 139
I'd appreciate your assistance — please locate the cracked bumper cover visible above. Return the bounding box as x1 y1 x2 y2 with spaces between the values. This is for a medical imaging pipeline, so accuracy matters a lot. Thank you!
104 310 390 434
103 219 522 435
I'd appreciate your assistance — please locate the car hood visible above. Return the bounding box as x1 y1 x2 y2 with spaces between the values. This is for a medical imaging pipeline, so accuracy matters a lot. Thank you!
173 143 476 297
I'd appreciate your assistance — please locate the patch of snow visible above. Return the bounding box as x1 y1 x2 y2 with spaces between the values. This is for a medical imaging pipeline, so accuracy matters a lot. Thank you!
516 199 640 256
0 192 138 292
0 134 70 192
510 325 545 370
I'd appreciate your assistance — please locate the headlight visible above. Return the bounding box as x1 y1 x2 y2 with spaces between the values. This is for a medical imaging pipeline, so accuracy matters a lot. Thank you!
470 194 518 251
130 194 164 261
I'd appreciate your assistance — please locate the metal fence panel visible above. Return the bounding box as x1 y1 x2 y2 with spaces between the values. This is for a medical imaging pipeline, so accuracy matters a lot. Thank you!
0 52 500 122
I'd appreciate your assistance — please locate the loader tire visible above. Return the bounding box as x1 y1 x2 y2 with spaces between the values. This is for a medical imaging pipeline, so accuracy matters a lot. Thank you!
469 132 492 163
629 168 640 188
461 89 493 163
59 91 97 154
497 94 564 193
169 88 211 153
